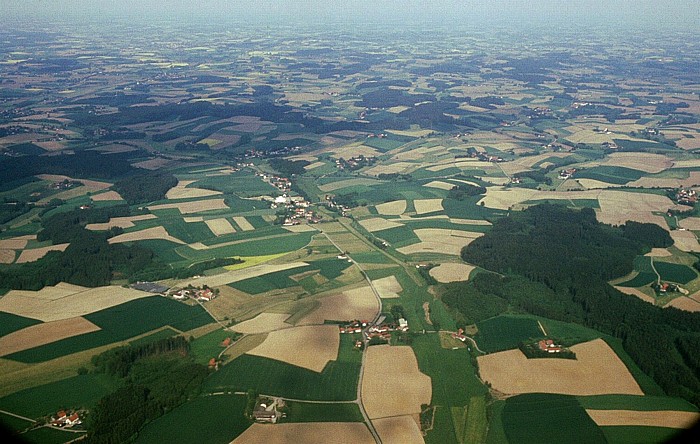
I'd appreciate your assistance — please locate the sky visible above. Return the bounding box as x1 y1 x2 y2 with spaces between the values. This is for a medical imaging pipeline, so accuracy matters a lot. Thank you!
1 0 699 30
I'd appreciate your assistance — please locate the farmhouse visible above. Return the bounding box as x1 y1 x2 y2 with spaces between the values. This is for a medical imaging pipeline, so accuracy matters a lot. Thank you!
538 339 562 353
51 410 82 428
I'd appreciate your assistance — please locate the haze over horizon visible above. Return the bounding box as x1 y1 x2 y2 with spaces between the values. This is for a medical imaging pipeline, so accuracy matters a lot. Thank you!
1 0 699 31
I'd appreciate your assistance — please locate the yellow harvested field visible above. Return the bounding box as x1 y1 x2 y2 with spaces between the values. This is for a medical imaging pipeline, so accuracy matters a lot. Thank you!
328 144 380 159
424 180 455 190
108 226 184 244
376 200 407 216
232 423 374 444
671 230 700 252
359 217 404 232
16 243 69 263
629 171 700 189
614 286 656 304
645 248 672 257
166 180 222 199
675 136 700 150
480 187 539 209
282 224 318 233
299 286 380 325
373 416 425 444
372 275 403 299
585 410 700 428
90 190 124 201
672 160 700 169
365 162 417 176
398 229 483 256
0 236 33 250
36 175 112 191
246 325 339 372
205 218 235 236
577 178 625 189
85 214 157 230
232 216 255 231
414 199 443 215
581 152 673 174
362 345 432 419
449 218 492 226
177 262 309 288
230 312 292 334
665 297 700 312
597 190 675 228
318 178 383 192
147 198 229 214
0 317 101 357
0 250 15 264
477 338 643 396
429 263 476 283
679 217 700 230
0 286 156 322
304 161 326 170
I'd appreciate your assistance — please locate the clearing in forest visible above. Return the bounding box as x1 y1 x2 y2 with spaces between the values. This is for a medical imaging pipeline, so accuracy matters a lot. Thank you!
477 338 643 396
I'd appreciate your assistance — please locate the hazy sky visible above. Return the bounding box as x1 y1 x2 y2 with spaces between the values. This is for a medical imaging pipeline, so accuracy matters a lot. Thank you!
1 0 699 30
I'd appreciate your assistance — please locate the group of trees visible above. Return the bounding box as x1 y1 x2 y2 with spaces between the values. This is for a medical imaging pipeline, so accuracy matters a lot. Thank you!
445 204 700 405
85 336 209 443
113 171 178 205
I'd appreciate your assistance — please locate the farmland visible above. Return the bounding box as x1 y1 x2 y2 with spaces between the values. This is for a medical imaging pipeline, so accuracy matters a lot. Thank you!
0 9 699 443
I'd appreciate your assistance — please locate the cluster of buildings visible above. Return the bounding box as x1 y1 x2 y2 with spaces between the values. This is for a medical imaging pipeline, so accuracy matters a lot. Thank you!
323 195 351 217
256 172 292 193
558 168 577 180
170 286 217 302
653 281 689 295
252 397 286 424
269 194 320 225
675 188 697 206
451 328 469 343
335 155 377 171
537 339 564 354
50 410 81 428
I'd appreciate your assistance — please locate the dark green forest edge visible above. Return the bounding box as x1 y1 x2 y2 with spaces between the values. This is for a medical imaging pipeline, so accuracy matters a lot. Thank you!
441 204 700 406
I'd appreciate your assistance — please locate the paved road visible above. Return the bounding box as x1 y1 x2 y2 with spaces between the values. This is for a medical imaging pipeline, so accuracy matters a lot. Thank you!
320 227 382 444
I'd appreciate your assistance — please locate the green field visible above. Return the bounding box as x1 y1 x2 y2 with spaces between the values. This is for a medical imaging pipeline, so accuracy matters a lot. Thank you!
0 374 120 419
5 297 214 363
654 261 698 284
192 171 277 197
285 401 363 422
601 426 684 444
474 316 544 353
16 425 85 444
0 412 34 433
203 335 361 401
575 166 646 184
613 139 677 152
229 265 311 294
190 328 240 365
373 224 420 247
412 334 488 444
442 196 506 220
577 394 698 412
136 394 250 444
0 311 42 337
501 394 606 443
616 272 656 288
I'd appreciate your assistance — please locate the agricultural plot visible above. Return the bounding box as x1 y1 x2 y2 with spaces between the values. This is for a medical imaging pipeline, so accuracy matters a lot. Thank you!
15 242 69 263
0 284 157 322
429 263 476 283
147 198 229 214
85 214 158 231
585 409 700 428
108 226 185 245
298 286 380 325
358 217 404 232
501 394 607 444
361 345 432 420
204 218 235 236
397 228 483 257
670 230 700 252
373 224 420 247
166 179 222 199
178 261 310 289
654 261 698 284
577 394 699 412
0 316 100 357
228 265 310 294
285 401 364 423
0 311 41 337
204 336 361 401
373 416 425 444
601 426 684 444
232 422 374 444
574 166 647 185
4 297 214 363
477 338 644 396
230 312 292 334
375 200 407 216
246 325 340 372
136 394 250 444
371 275 402 299
413 198 444 215
232 216 254 231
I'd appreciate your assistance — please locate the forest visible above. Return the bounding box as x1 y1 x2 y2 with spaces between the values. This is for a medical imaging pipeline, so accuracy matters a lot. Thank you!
85 336 210 444
444 204 700 405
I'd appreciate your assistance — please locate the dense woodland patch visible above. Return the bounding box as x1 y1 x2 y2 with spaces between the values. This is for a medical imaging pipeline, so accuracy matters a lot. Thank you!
442 205 700 405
